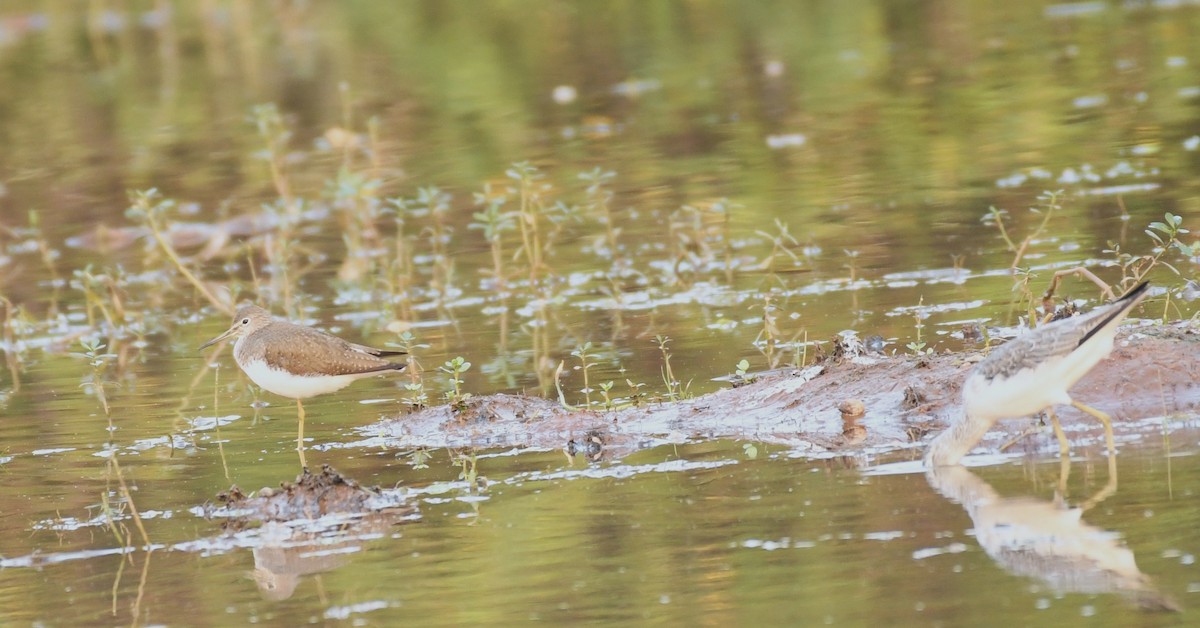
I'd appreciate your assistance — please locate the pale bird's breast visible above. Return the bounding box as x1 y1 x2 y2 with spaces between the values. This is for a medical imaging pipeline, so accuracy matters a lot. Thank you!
239 358 360 399
963 357 1073 421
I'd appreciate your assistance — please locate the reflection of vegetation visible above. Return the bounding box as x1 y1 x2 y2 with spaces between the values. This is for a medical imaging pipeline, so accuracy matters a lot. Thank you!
72 338 153 621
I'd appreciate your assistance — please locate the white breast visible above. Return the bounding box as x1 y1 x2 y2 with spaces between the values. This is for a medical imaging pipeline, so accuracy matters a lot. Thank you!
963 331 1117 421
963 360 1072 421
239 358 363 399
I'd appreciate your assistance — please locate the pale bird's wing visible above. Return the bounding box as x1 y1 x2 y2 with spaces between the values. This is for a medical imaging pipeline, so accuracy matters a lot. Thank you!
973 294 1137 382
261 326 402 377
974 318 1091 381
345 340 406 358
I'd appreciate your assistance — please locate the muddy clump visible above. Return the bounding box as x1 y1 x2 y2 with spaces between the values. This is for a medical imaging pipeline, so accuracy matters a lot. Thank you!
214 465 413 522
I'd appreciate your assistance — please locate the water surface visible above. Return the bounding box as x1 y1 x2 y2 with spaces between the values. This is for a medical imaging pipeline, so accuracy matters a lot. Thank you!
1 2 1199 625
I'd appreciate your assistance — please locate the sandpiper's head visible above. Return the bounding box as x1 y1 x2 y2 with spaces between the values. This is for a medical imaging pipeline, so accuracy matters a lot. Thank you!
199 305 274 350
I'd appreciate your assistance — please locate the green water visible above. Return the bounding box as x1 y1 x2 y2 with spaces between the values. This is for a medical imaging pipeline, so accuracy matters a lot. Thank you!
1 1 1198 625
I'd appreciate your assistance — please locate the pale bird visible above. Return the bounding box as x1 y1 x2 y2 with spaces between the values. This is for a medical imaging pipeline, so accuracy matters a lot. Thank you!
200 305 406 468
925 282 1149 466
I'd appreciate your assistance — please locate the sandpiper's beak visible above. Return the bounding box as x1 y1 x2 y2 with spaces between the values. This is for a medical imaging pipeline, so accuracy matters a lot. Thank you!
199 325 239 351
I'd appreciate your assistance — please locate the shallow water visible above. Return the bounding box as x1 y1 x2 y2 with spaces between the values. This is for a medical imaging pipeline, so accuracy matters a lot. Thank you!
2 437 1199 625
2 2 1199 625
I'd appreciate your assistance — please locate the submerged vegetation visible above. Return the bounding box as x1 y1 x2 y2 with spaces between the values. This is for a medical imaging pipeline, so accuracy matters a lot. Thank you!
0 107 1197 417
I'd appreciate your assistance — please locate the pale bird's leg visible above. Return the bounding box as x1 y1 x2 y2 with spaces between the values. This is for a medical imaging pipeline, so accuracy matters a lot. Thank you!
1081 448 1119 512
1046 408 1070 459
1055 455 1071 507
1071 400 1116 457
296 399 308 470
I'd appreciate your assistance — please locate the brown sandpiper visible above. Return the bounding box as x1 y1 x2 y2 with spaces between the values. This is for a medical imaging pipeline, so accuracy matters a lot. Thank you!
200 305 406 468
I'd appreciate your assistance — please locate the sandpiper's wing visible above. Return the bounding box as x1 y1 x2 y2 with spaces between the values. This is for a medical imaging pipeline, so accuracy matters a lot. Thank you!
258 324 405 377
974 282 1149 382
345 341 406 358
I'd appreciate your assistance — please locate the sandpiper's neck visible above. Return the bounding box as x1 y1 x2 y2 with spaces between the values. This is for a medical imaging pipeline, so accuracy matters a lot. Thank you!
924 412 998 466
232 333 254 365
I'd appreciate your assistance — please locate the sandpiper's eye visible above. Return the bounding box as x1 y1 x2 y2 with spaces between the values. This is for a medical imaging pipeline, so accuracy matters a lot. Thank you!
241 318 250 325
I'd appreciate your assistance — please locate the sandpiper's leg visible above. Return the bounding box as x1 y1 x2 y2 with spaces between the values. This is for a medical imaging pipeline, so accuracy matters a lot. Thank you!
1071 400 1116 457
296 399 308 470
1046 408 1070 459
1055 454 1071 505
1081 448 1119 511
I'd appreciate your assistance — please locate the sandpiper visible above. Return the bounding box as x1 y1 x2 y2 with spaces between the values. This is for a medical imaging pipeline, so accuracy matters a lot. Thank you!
924 281 1150 466
200 305 406 468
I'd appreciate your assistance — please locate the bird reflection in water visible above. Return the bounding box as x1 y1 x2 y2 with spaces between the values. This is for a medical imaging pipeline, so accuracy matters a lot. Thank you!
249 514 412 601
925 457 1180 612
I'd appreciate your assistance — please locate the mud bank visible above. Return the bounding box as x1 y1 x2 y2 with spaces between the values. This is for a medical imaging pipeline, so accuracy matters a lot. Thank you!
347 323 1200 460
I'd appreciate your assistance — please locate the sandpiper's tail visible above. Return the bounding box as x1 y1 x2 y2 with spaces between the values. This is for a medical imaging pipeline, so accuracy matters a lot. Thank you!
1077 281 1150 348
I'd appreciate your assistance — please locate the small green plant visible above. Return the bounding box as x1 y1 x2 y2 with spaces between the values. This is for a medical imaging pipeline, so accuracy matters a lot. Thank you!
469 191 516 292
71 265 122 334
71 338 150 556
400 447 432 469
655 335 684 401
753 293 782 367
327 166 385 282
71 338 115 418
843 249 861 282
734 359 756 384
126 189 230 315
907 298 933 356
598 381 616 410
626 378 647 407
1008 266 1040 325
507 161 551 283
570 341 601 407
0 297 24 392
389 331 423 405
25 210 61 315
906 341 932 356
412 187 456 311
1106 212 1193 291
440 356 472 412
579 167 619 258
403 382 428 410
985 189 1063 273
755 218 801 272
251 103 296 210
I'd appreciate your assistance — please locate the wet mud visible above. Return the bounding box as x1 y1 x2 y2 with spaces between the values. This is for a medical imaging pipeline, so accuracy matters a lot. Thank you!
360 323 1200 460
